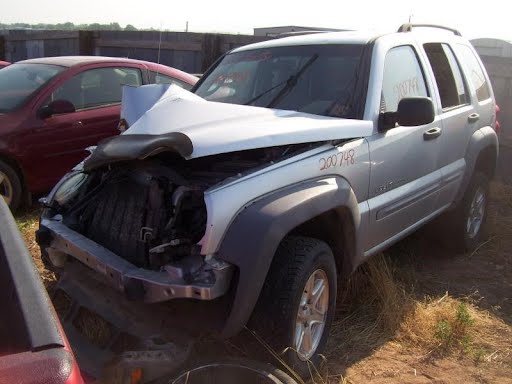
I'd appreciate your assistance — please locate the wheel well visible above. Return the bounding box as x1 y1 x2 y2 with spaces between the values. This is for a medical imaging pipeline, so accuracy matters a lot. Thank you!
474 145 497 178
288 208 356 277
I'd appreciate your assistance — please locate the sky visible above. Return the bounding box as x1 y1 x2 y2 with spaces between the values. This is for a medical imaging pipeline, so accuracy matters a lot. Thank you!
2 0 510 41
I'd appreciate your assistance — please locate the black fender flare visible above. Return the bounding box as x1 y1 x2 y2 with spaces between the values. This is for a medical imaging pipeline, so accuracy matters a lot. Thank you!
456 126 498 202
217 176 360 337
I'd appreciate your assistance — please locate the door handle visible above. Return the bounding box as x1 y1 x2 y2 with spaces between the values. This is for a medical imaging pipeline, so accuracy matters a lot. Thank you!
72 121 84 128
423 127 442 140
468 113 480 123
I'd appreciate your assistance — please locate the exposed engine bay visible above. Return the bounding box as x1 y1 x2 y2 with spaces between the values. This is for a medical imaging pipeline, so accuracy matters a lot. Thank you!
63 162 206 270
45 144 312 274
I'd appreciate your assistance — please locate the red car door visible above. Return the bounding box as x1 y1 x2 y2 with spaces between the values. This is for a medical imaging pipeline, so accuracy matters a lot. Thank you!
20 65 144 191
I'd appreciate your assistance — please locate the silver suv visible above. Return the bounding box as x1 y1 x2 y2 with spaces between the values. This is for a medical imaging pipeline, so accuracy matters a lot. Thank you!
37 24 498 378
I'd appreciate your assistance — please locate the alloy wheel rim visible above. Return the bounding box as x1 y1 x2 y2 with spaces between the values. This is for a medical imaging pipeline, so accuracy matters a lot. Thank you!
0 171 13 206
466 187 486 239
294 269 329 361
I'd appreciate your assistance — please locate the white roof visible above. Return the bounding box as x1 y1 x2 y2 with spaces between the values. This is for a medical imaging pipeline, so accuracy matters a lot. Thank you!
232 30 377 52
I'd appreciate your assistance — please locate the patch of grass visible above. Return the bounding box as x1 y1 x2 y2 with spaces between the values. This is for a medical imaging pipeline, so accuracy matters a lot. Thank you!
327 254 415 364
72 307 114 349
398 295 512 365
15 208 57 287
432 302 474 354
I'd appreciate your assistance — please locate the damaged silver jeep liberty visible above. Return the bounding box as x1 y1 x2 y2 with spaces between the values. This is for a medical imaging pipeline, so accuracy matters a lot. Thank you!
37 24 498 378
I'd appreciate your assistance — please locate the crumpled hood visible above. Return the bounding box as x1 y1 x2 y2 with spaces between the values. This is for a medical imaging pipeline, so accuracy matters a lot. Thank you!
122 84 373 159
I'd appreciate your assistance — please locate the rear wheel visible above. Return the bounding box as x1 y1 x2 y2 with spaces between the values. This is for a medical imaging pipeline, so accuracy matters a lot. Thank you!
249 236 337 378
443 171 490 252
0 160 22 211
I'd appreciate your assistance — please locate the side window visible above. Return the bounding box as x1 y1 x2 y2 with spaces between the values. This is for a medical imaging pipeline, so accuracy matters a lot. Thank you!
381 46 428 113
424 43 469 109
50 67 142 110
150 71 193 91
456 44 491 101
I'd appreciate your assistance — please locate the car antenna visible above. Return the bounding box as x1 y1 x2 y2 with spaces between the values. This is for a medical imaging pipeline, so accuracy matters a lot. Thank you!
157 22 163 64
155 21 163 81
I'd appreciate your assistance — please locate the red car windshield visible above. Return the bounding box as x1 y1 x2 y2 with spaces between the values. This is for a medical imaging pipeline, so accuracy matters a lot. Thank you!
0 63 65 113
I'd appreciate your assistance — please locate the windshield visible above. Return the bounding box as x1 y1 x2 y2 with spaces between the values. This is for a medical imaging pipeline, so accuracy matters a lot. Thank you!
195 44 365 119
0 63 65 113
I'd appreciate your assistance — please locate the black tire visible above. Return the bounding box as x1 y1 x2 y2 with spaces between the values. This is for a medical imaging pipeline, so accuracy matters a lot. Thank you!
444 171 490 252
0 159 22 211
248 236 337 379
168 357 298 384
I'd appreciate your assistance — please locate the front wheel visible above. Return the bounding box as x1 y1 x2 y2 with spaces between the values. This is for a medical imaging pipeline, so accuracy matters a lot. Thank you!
168 358 298 384
0 160 22 211
249 236 337 378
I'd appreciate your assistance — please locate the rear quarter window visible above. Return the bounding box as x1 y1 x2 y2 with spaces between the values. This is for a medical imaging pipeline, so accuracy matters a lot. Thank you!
456 44 492 101
150 71 193 90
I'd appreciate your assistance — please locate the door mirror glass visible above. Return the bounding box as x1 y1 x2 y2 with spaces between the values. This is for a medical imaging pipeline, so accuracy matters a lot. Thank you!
397 97 435 126
38 99 76 119
380 96 435 130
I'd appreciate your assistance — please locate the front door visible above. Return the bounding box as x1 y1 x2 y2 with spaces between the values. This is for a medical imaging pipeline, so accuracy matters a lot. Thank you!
365 45 443 253
22 66 143 190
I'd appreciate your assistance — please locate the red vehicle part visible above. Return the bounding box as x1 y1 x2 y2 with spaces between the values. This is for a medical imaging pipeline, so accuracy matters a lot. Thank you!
0 198 84 384
495 104 501 134
0 56 197 209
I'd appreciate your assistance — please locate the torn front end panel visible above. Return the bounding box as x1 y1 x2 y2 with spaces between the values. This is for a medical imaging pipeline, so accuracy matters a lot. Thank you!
38 159 235 303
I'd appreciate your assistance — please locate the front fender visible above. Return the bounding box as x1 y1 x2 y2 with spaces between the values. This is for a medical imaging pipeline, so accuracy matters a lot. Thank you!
217 176 360 337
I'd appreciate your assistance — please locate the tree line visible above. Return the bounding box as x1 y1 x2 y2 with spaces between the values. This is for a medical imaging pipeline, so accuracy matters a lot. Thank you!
0 22 139 31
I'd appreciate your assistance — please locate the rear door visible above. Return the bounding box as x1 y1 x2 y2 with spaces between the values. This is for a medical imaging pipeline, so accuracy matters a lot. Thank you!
365 43 443 253
420 42 478 208
23 65 143 189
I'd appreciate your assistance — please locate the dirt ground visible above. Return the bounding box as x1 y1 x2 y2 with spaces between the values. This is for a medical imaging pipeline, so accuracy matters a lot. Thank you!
322 179 512 384
16 176 512 384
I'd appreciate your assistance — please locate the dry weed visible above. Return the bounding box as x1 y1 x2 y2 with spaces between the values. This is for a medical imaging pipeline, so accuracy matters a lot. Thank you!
15 208 56 287
327 254 414 363
399 296 511 364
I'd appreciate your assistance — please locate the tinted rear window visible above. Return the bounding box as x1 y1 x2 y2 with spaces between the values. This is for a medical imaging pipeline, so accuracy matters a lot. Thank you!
456 44 491 101
424 43 469 109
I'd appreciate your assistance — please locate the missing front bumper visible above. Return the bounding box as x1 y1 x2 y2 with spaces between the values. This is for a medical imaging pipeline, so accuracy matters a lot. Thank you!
39 218 234 303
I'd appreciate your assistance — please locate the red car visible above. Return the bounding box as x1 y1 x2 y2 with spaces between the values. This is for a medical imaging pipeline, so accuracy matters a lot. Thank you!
0 61 10 69
0 197 84 384
0 56 197 209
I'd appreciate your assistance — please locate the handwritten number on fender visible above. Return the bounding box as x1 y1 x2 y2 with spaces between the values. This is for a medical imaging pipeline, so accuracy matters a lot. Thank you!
319 150 355 171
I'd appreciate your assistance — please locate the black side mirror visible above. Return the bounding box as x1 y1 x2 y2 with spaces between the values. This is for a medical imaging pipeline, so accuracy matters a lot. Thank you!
38 100 76 119
379 97 435 131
